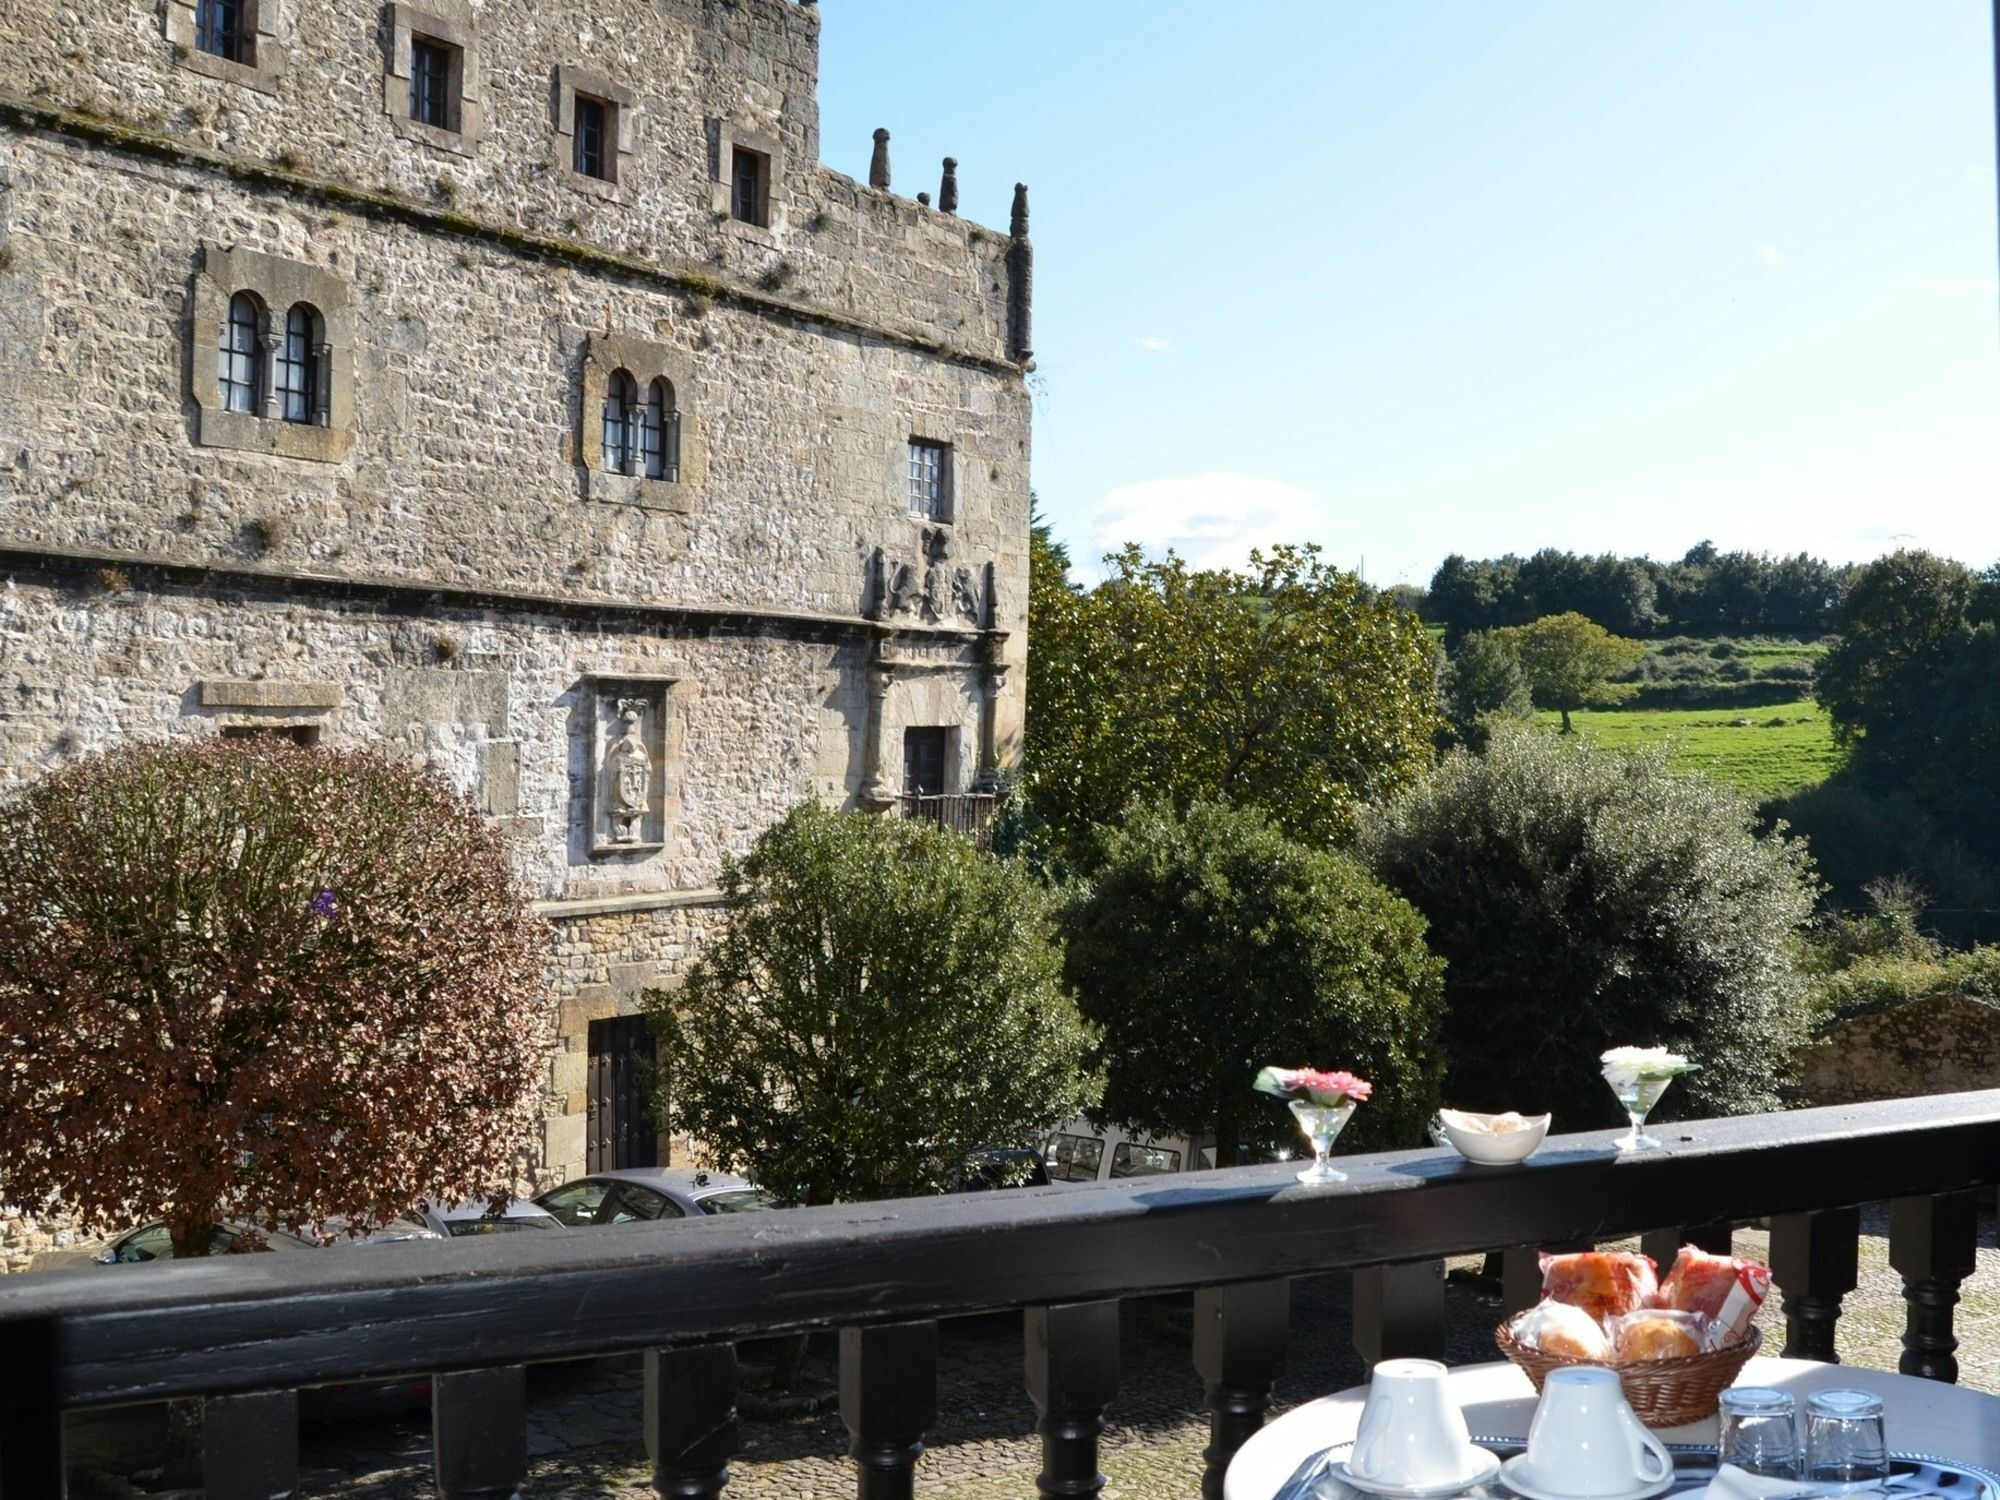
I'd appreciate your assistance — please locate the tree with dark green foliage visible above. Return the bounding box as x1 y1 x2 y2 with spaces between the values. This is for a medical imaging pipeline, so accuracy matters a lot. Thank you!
647 802 1100 1210
1442 629 1534 748
1024 542 1440 866
1062 800 1447 1167
1361 726 1818 1129
1498 612 1645 732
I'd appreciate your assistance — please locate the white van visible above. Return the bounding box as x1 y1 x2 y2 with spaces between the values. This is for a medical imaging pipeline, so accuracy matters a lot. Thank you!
1042 1118 1224 1184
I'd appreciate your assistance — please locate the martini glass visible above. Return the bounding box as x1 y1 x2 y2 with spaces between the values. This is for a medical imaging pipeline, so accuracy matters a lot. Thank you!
1288 1097 1358 1183
1604 1069 1677 1152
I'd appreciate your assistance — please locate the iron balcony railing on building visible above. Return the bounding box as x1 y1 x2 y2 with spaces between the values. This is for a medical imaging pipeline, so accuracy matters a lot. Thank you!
899 790 1002 845
4 1092 2000 1499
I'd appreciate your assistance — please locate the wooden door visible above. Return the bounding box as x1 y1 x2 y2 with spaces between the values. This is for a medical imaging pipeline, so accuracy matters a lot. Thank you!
586 1014 659 1172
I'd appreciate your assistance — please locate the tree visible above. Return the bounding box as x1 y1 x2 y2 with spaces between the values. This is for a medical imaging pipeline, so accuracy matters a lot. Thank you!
1062 800 1446 1166
1498 611 1645 732
649 802 1100 1209
0 740 550 1259
1026 543 1441 865
1361 725 1819 1129
1442 629 1533 749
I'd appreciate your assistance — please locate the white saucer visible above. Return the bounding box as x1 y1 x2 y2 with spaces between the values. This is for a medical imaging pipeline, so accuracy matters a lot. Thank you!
1334 1448 1502 1498
1497 1454 1674 1500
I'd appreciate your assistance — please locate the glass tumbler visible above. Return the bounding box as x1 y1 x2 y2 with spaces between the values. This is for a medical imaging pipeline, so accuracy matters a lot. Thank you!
1717 1387 1801 1479
1805 1389 1889 1484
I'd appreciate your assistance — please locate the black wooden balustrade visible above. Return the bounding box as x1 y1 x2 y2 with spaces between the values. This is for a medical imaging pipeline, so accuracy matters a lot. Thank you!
4 1092 2000 1500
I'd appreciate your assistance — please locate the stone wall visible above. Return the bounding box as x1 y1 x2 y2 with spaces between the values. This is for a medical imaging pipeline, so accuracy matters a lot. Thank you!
1797 993 2000 1107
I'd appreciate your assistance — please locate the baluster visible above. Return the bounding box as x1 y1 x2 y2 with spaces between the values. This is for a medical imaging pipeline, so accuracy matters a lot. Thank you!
646 1344 737 1498
1891 1190 1979 1382
1501 1248 1545 1316
0 1315 64 1499
1641 1220 1732 1273
841 1322 938 1500
202 1390 298 1500
1770 1207 1860 1363
1025 1301 1120 1500
434 1365 527 1500
1192 1280 1289 1500
1353 1261 1444 1365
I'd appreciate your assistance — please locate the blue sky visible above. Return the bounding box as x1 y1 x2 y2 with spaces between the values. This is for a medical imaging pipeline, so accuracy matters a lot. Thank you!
818 3 1999 588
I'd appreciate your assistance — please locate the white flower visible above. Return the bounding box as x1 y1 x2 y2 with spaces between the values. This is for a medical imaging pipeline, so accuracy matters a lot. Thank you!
1600 1046 1693 1084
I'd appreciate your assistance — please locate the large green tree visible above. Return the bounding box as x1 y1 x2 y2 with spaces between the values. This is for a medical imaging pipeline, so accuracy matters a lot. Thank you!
1442 629 1534 749
1361 726 1819 1128
1498 611 1645 733
1026 542 1440 865
649 802 1100 1209
1063 800 1446 1165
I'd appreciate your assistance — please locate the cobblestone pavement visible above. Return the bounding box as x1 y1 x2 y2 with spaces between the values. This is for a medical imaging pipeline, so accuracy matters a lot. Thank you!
66 1205 2000 1498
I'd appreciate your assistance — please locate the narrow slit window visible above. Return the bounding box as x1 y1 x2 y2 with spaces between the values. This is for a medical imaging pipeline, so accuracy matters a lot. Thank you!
409 38 454 131
219 292 261 414
731 147 768 227
195 0 248 63
276 304 318 425
574 95 610 180
602 370 637 474
907 439 951 522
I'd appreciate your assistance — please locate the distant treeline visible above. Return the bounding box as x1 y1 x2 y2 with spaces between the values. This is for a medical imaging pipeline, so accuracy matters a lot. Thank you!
1423 543 1857 641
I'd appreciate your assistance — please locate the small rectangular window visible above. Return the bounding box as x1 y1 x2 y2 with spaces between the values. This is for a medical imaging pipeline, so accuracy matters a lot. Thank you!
907 439 951 522
731 146 769 227
409 37 456 131
195 0 249 63
903 727 948 797
574 95 611 180
1044 1133 1106 1184
220 725 322 747
1110 1143 1182 1178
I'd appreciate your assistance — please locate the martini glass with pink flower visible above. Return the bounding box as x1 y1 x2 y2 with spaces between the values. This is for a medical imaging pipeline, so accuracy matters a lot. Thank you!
1600 1046 1696 1153
1254 1067 1373 1183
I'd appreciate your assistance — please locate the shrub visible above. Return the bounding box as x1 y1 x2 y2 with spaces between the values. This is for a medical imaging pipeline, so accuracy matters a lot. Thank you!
1063 800 1446 1163
0 740 550 1256
649 803 1100 1207
1361 726 1819 1128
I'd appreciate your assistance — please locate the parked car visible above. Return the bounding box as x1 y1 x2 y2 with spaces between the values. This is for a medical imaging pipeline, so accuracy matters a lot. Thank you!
414 1196 568 1237
535 1167 782 1226
1042 1118 1215 1185
951 1147 1053 1192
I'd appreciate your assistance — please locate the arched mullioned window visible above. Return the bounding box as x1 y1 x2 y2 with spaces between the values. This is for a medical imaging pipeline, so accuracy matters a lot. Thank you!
638 378 681 482
218 292 262 414
603 369 638 474
276 303 321 425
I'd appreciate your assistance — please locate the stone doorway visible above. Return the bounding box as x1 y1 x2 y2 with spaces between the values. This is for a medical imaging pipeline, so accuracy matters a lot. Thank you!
586 1014 659 1172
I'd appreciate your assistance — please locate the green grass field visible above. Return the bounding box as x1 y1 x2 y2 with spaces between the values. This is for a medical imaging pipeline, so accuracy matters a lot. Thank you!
1535 699 1843 800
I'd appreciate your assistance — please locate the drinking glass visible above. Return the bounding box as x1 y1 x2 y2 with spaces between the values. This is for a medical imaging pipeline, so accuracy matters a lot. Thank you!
1288 1097 1357 1183
1604 1069 1676 1152
1718 1387 1801 1479
1805 1389 1888 1484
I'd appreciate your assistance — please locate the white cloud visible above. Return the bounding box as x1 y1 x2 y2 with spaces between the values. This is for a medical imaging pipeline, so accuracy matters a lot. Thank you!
1137 336 1175 354
1087 472 1326 574
1754 246 1784 268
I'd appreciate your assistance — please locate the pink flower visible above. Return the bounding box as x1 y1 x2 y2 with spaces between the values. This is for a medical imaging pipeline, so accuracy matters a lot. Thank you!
1253 1066 1373 1105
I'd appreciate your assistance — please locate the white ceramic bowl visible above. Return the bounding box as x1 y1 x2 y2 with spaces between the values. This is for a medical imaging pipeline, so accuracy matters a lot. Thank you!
1437 1109 1551 1165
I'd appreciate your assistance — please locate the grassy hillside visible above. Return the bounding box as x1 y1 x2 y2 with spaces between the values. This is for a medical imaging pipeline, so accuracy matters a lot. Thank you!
1536 699 1843 800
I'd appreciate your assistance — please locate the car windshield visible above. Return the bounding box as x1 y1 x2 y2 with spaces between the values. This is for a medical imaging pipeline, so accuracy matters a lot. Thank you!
697 1189 780 1215
444 1217 558 1236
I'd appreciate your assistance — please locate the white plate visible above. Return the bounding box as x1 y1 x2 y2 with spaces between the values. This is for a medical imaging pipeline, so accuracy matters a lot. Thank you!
1498 1454 1674 1500
1334 1448 1502 1498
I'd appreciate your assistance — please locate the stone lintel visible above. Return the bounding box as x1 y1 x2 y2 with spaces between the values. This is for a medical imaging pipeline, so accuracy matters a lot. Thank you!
199 680 343 710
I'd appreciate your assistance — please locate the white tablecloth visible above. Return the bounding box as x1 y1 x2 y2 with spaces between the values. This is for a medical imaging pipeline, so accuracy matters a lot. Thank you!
1224 1357 2000 1500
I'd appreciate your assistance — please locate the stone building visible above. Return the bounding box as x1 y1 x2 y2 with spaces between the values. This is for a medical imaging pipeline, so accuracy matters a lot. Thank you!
0 0 1036 1232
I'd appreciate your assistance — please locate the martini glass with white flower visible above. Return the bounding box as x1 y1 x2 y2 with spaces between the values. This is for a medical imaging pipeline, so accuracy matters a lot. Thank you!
1600 1046 1696 1153
1254 1067 1372 1183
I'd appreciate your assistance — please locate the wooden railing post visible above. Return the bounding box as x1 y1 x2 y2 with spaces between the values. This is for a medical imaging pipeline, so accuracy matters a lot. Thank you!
646 1344 737 1498
1025 1301 1120 1500
202 1390 298 1500
1192 1279 1288 1500
0 1315 64 1500
434 1365 527 1500
841 1322 938 1500
1891 1190 1980 1382
1771 1207 1860 1363
1353 1261 1445 1366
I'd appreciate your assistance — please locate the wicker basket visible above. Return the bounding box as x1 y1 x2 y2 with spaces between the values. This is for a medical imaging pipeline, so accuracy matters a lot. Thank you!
1495 1320 1762 1428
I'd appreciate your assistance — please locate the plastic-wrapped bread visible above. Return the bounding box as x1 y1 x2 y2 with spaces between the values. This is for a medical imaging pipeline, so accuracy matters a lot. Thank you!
1511 1299 1614 1361
1608 1308 1709 1362
1656 1246 1771 1343
1539 1250 1658 1321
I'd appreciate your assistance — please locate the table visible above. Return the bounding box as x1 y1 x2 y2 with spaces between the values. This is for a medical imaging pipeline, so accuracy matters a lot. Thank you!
1224 1358 2000 1500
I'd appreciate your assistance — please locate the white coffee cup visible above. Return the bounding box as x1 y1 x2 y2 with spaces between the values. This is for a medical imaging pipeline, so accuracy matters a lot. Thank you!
1515 1366 1673 1496
1349 1358 1484 1490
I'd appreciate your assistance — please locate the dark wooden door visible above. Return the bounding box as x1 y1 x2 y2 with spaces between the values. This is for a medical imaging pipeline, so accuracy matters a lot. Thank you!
586 1014 659 1172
